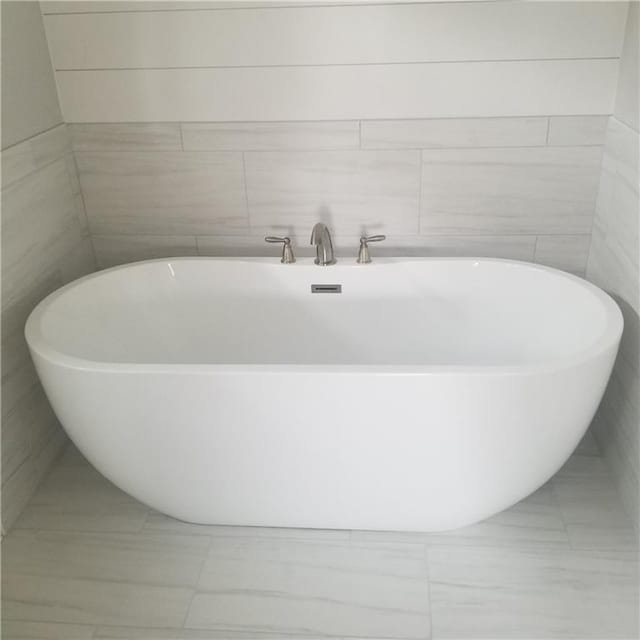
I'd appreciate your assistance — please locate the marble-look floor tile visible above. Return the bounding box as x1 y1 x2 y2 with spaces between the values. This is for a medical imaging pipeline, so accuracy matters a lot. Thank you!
0 621 95 639
428 546 638 638
351 483 570 548
186 537 430 638
2 574 194 628
2 529 210 587
13 463 149 533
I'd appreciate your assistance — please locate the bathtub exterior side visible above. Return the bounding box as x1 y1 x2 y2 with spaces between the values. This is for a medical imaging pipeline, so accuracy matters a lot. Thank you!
30 347 618 532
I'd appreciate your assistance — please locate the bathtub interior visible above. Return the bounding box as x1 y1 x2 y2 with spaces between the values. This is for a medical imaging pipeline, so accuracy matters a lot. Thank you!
30 258 617 367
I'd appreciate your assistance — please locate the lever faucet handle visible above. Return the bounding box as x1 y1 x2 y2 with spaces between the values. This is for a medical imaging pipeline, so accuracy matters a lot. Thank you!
265 236 296 264
357 234 386 263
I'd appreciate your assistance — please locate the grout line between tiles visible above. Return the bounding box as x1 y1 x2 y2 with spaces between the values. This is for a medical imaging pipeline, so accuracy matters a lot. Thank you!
54 56 620 72
241 151 251 232
545 116 551 145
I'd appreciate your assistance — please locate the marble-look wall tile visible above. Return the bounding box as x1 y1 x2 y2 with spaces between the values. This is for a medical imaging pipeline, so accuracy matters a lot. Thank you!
553 474 638 551
587 112 639 530
533 235 591 275
77 152 248 235
361 116 548 149
1 123 96 532
2 158 84 307
182 121 359 151
69 123 182 151
245 149 421 236
421 146 602 235
92 235 198 269
1 124 71 187
1 272 63 421
547 115 609 146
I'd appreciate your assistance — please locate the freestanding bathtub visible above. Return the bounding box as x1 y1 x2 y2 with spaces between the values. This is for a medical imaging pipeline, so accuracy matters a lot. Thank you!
26 257 622 531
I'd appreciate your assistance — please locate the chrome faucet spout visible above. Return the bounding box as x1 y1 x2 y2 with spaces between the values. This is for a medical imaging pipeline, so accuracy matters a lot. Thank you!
310 222 336 266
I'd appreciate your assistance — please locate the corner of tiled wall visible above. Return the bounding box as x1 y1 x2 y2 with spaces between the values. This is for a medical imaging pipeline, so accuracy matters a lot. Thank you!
585 1 639 529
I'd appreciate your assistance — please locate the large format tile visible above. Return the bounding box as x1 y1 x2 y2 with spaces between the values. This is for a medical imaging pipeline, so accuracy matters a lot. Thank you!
182 121 359 151
69 123 182 151
77 151 248 235
92 234 198 268
186 537 430 638
533 234 591 275
361 116 547 150
351 483 569 549
1 124 71 187
547 115 609 146
245 149 421 236
1 621 95 640
420 146 602 235
13 462 149 533
553 474 638 551
93 626 316 639
428 546 638 638
2 574 194 628
2 158 83 307
3 529 210 587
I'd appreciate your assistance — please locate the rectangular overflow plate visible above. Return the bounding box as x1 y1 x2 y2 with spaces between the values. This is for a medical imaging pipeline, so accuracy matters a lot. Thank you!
311 284 342 294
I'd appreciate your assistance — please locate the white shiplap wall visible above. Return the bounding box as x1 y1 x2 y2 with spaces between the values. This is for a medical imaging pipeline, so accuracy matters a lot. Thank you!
43 1 626 122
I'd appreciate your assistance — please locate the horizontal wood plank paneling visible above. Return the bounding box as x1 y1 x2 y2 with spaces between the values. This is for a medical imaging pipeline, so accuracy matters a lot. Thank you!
43 2 627 70
56 60 618 123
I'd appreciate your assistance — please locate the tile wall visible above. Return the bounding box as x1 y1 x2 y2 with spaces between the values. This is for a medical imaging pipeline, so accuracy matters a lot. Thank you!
586 1 639 528
1 2 96 530
71 116 607 271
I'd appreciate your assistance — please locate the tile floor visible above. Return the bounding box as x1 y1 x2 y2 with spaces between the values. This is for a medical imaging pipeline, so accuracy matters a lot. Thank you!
2 432 638 640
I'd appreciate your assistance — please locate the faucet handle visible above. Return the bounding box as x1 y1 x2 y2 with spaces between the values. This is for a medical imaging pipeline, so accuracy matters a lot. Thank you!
357 235 386 263
265 236 296 264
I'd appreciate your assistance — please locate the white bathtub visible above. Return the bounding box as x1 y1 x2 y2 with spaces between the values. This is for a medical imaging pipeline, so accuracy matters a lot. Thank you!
26 258 622 531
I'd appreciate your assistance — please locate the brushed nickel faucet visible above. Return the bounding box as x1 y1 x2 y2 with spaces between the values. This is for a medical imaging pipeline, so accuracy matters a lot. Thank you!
310 223 336 266
357 235 386 263
264 236 296 263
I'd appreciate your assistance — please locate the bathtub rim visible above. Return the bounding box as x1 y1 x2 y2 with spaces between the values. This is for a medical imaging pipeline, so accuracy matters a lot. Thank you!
25 256 623 376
